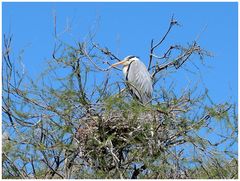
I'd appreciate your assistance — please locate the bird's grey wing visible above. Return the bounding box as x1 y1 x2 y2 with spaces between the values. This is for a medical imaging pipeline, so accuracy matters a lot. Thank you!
127 60 153 103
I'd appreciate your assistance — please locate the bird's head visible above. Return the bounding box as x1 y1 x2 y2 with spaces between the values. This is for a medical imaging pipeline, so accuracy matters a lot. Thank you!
110 55 138 68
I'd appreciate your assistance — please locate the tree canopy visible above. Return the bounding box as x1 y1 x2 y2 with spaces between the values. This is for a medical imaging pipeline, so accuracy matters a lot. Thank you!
2 16 238 179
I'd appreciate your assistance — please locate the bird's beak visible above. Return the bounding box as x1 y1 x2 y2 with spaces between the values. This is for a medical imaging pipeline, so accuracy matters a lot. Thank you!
110 60 126 68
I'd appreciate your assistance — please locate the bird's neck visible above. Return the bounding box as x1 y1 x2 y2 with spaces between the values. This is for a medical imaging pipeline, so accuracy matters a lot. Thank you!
123 65 128 76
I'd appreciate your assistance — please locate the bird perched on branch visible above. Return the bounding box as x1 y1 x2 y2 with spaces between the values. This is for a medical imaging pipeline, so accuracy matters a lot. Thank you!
111 55 153 104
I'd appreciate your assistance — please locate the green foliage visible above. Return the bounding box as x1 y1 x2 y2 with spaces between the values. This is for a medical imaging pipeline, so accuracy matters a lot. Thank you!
2 25 237 179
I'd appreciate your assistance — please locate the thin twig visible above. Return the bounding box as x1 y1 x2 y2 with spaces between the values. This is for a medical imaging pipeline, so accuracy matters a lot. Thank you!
148 15 178 70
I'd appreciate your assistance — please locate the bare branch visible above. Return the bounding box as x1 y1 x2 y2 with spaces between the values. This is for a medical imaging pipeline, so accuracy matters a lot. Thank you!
148 15 179 70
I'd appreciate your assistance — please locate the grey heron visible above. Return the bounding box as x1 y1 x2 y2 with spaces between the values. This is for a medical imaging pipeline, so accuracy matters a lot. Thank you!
111 56 153 104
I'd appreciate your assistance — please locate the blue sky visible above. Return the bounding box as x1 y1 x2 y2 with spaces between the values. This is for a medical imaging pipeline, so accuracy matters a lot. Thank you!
2 2 238 159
